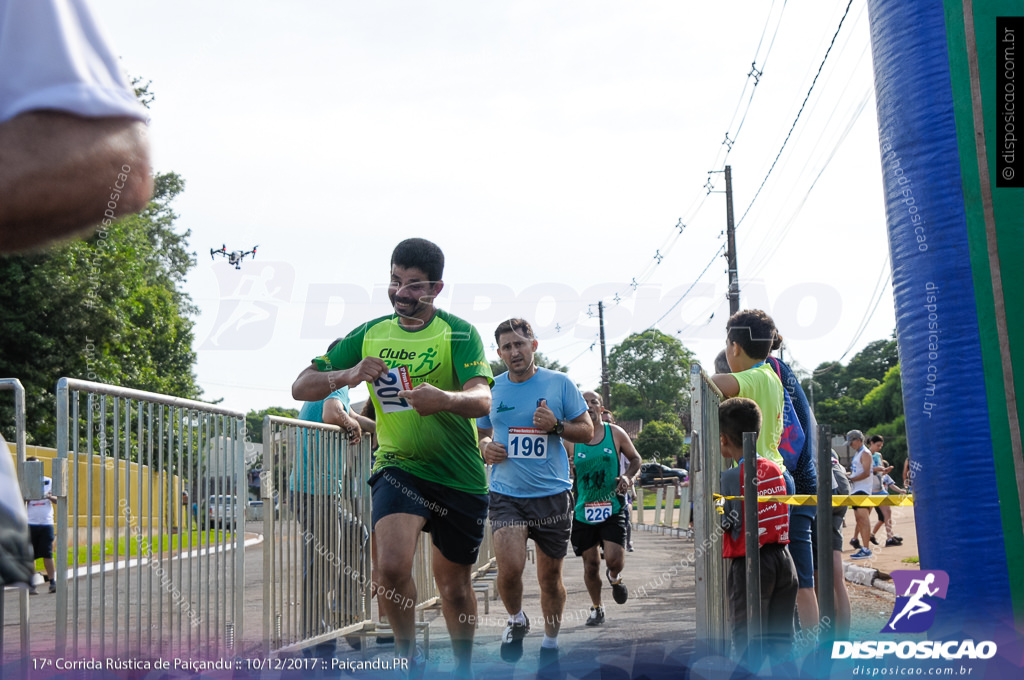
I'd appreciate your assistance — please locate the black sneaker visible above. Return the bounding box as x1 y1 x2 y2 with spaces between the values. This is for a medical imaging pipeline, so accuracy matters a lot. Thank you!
500 614 530 662
537 646 561 679
48 581 56 594
607 569 628 605
869 534 879 546
585 606 605 626
885 538 901 547
850 537 861 550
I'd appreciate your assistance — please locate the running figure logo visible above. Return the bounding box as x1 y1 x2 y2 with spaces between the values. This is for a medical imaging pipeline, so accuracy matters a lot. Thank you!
883 570 949 633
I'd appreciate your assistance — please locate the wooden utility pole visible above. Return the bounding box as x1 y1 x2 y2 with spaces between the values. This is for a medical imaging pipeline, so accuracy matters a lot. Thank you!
725 165 739 315
598 301 610 408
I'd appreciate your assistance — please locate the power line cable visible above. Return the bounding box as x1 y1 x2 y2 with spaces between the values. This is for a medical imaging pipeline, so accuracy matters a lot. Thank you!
736 0 855 228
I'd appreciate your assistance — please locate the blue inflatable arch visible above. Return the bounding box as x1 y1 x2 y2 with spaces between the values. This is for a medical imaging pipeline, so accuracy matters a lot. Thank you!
867 0 1023 633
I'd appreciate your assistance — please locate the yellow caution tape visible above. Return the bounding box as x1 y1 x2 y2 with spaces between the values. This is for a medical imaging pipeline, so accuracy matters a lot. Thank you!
712 494 914 507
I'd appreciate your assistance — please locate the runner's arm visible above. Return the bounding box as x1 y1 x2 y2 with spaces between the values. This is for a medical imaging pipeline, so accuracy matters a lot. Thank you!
561 411 594 444
532 400 593 443
0 113 152 252
291 358 389 401
611 424 642 488
398 376 491 418
477 426 508 464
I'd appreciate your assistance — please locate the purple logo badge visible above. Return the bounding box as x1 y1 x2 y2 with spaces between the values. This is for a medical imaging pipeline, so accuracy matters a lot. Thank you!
882 570 949 633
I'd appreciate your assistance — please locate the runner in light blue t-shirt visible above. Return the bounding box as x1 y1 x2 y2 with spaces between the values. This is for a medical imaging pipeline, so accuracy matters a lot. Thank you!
478 368 586 498
477 319 592 662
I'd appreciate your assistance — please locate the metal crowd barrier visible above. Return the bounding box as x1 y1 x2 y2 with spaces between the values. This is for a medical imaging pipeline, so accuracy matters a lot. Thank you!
689 364 730 656
54 378 247 659
634 482 692 534
261 416 373 655
0 378 30 670
260 413 499 656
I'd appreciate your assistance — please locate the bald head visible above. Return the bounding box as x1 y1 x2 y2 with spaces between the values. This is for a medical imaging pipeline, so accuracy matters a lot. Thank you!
582 391 602 420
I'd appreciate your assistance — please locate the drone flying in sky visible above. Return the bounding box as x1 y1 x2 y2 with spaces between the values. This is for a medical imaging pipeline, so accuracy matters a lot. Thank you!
210 244 258 269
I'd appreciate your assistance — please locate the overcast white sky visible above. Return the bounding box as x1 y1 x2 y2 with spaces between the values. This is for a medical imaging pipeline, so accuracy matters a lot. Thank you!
92 0 895 414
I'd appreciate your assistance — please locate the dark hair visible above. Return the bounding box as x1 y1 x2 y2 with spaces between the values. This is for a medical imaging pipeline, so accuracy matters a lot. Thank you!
719 397 762 448
725 309 781 360
868 435 884 445
391 238 444 282
494 318 534 344
714 349 731 374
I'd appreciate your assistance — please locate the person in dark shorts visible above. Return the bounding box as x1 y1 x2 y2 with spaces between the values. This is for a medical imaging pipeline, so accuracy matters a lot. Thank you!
292 239 492 680
568 391 641 626
24 457 56 594
477 318 592 662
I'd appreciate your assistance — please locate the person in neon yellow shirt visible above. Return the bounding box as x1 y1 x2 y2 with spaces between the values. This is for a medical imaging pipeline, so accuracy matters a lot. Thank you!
711 309 786 469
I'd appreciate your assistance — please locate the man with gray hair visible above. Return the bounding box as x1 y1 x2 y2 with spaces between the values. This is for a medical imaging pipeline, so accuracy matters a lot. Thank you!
846 430 875 559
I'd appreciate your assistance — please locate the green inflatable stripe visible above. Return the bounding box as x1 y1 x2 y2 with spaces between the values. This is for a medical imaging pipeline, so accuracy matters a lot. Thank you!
943 0 1024 622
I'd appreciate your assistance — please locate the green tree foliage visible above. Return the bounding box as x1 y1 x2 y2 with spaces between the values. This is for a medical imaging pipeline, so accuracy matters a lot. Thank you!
0 173 199 446
847 377 881 402
804 361 845 402
810 342 909 483
845 337 898 384
245 406 300 444
634 420 685 464
608 330 694 425
488 351 567 378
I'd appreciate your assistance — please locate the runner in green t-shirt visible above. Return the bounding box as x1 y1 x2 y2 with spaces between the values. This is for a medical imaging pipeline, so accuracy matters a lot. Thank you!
292 238 492 679
568 391 641 626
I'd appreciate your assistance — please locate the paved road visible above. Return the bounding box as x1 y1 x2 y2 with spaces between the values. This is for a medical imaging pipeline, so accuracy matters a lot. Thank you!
4 521 704 677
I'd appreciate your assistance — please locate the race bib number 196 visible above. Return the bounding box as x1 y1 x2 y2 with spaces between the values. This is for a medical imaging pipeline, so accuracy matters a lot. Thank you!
507 427 547 459
373 366 414 413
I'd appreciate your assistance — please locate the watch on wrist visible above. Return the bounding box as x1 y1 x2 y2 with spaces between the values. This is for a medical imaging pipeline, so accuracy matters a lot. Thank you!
551 419 564 436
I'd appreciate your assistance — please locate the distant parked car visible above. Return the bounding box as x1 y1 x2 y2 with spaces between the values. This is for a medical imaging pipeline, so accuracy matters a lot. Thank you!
206 495 238 529
639 462 688 487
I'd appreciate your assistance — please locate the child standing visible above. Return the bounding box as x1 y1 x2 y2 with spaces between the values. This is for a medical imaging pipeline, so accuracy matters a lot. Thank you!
718 398 798 662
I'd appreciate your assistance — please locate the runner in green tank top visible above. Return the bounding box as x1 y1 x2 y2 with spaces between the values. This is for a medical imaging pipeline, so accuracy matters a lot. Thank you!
568 391 641 626
573 422 624 522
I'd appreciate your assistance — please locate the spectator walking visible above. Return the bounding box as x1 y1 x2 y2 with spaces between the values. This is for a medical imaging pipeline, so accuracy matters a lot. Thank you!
846 430 875 559
871 460 906 547
24 457 56 594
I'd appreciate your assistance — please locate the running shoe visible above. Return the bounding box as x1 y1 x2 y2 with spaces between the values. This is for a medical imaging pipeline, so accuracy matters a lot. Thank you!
537 646 561 680
869 534 879 546
500 614 530 662
885 538 901 547
585 606 605 626
48 580 56 594
849 538 861 550
607 568 628 605
850 548 873 560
